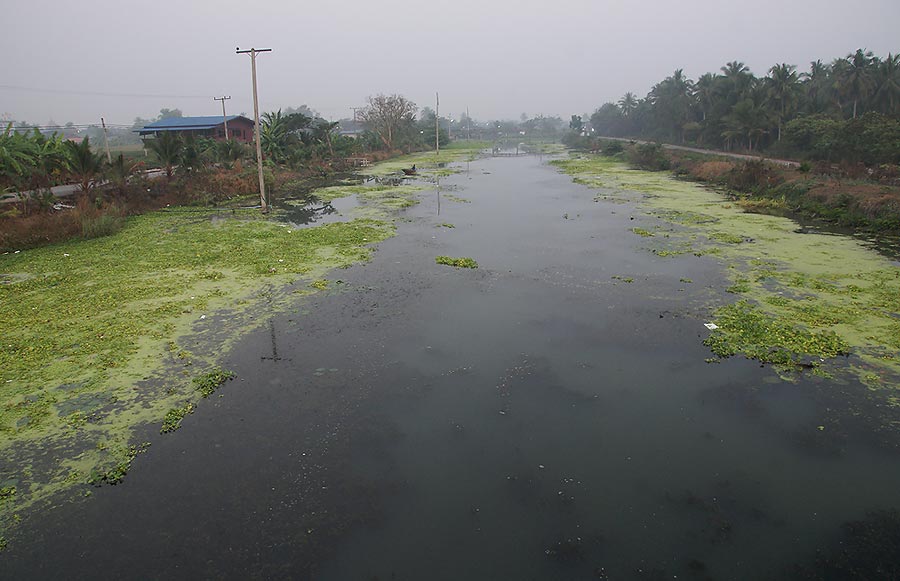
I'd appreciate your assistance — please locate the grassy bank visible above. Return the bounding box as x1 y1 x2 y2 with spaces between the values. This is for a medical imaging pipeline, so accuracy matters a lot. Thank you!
619 141 900 234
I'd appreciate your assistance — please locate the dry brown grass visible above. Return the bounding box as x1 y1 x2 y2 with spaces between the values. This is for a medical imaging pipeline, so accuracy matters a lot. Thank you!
807 181 900 220
0 209 81 251
691 161 736 182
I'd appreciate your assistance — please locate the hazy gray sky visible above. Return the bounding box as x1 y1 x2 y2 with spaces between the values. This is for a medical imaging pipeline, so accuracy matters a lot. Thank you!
2 0 898 126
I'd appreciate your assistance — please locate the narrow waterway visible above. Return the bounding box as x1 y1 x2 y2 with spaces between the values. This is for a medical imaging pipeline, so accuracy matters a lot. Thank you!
2 155 899 580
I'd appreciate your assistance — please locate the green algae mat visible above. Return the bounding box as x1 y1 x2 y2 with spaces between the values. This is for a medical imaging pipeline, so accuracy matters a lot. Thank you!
0 210 393 535
552 154 900 390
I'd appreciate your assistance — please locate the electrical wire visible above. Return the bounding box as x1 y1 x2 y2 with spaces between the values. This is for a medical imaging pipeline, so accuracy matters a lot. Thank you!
0 84 214 100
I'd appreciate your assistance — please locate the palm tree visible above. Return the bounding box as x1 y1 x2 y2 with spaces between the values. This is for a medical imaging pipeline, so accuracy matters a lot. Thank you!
214 139 248 170
649 69 694 142
310 119 340 158
64 137 104 192
723 99 769 151
693 73 717 121
766 63 801 140
840 49 876 118
179 136 211 174
260 110 291 163
872 53 900 116
144 132 183 179
801 60 832 114
618 92 639 117
108 153 141 195
721 61 755 102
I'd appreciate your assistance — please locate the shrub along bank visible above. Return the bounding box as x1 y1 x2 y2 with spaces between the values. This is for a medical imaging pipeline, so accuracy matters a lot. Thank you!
588 139 900 234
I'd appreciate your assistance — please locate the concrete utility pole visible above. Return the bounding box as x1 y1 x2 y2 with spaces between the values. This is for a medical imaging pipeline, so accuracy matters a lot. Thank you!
100 117 112 163
466 106 471 141
236 47 272 212
214 95 231 139
435 92 440 154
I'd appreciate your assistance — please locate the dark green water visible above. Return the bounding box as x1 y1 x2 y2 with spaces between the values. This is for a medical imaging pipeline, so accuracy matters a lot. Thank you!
2 155 898 580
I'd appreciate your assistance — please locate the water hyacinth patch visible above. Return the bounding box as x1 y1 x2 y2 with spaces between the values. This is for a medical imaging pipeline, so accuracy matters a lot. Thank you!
435 256 478 269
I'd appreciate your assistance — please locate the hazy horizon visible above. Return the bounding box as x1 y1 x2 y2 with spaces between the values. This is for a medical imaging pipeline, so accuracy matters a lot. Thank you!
2 0 898 127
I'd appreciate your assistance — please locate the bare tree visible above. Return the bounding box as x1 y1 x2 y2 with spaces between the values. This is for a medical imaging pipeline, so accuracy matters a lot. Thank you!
359 94 417 150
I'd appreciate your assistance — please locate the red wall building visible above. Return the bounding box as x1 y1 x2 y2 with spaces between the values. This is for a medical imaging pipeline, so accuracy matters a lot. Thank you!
138 115 256 143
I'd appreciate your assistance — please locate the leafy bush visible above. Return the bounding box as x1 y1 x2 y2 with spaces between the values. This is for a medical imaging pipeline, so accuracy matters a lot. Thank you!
601 141 625 156
561 132 592 150
626 143 670 171
723 160 784 193
784 113 900 165
80 203 125 239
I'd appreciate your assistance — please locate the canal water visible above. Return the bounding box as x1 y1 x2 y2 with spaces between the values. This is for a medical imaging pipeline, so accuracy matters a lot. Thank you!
2 155 899 579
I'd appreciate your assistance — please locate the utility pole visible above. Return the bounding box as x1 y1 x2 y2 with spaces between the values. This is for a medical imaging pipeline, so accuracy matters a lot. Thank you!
466 106 471 141
236 47 272 213
100 117 112 163
214 95 231 139
435 92 440 154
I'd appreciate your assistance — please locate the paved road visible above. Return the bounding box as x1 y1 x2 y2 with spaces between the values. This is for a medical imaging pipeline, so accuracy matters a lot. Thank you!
1 169 167 205
599 136 800 167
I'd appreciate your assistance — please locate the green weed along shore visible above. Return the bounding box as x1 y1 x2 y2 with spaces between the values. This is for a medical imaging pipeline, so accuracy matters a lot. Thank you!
0 141 494 547
552 155 900 386
361 145 485 177
0 208 394 543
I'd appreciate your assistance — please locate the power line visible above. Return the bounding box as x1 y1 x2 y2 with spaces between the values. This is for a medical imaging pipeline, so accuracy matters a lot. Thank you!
0 84 215 100
4 124 133 130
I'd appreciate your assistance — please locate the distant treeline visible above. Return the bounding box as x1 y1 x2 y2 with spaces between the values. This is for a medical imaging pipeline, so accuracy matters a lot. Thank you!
581 50 900 164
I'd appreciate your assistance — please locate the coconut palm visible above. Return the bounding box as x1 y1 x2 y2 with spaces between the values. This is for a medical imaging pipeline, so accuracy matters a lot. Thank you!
801 60 833 114
144 132 183 179
722 98 769 151
108 153 141 195
618 92 639 117
766 63 801 140
214 139 248 170
64 137 104 192
872 53 900 116
310 119 340 158
649 69 694 142
693 73 718 121
840 49 876 118
179 136 212 174
260 110 291 163
721 61 755 103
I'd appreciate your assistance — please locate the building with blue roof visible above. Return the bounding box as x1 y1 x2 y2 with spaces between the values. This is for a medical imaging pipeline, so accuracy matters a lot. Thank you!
137 115 255 143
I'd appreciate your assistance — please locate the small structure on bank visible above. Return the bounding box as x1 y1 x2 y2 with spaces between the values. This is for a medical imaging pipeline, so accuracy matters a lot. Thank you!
137 116 255 143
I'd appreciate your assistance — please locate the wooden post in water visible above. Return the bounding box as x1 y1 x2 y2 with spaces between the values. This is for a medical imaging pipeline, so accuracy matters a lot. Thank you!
435 92 440 154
